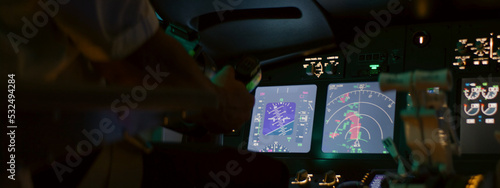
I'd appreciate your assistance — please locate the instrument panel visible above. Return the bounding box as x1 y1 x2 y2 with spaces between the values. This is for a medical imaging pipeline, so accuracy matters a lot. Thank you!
247 82 397 154
452 33 500 70
221 19 500 186
460 77 500 153
248 85 317 153
322 82 396 154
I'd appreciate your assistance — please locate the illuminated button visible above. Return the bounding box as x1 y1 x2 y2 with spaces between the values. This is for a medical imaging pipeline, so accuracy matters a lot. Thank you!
466 119 475 124
370 64 380 70
413 31 430 47
486 118 495 124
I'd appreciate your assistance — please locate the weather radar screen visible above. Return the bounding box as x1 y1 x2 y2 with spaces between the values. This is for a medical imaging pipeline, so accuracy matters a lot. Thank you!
322 82 396 153
461 77 500 153
248 85 317 153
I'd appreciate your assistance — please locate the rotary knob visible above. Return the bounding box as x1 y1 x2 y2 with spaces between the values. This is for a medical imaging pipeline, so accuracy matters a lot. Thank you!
475 41 485 51
456 42 468 54
304 64 315 76
324 63 337 75
319 170 340 186
291 169 313 186
458 58 466 66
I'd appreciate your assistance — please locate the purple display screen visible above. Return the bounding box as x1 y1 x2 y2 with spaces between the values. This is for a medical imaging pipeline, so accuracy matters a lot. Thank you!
263 102 296 135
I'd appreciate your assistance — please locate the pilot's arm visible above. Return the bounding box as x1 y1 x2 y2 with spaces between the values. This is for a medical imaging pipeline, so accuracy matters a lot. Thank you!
53 0 254 133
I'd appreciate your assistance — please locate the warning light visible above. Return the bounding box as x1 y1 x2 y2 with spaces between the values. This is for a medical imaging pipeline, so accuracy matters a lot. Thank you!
369 64 380 70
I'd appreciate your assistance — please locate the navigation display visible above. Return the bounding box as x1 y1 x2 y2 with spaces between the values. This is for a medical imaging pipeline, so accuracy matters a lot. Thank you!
461 77 500 153
248 85 317 153
322 82 396 153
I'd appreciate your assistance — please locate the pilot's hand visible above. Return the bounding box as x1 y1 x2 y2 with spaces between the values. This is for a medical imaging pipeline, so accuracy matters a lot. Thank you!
207 65 255 133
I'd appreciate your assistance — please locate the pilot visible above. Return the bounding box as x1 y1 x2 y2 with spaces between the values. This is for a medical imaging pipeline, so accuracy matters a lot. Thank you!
0 0 288 187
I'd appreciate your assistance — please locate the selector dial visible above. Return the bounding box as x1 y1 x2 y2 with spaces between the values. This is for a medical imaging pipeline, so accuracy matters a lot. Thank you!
319 170 341 186
471 38 490 57
291 169 312 185
455 39 473 54
476 41 485 51
456 41 468 54
458 58 466 66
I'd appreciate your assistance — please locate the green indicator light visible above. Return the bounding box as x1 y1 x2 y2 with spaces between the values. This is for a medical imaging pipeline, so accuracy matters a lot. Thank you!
483 82 488 86
188 50 196 57
287 137 291 142
298 143 302 146
369 64 380 70
279 98 284 102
